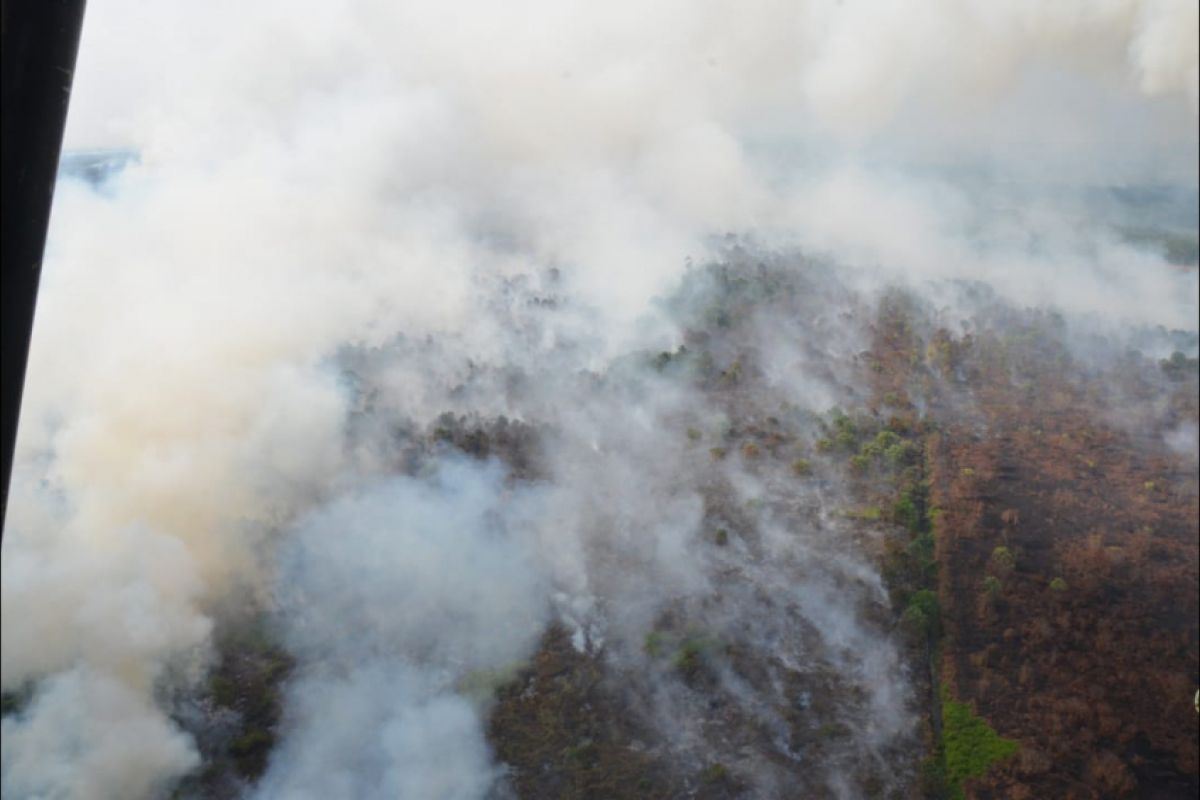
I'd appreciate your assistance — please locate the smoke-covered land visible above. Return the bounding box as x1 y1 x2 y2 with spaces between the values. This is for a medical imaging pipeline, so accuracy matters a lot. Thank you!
2 2 1198 799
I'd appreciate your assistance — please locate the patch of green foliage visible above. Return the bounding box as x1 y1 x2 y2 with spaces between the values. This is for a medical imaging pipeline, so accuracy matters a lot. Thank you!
892 493 920 534
1049 577 1068 592
982 576 1002 596
714 528 729 546
230 730 272 758
672 636 718 676
902 589 942 638
855 429 921 472
885 440 918 466
940 685 1019 798
228 729 275 779
890 480 929 534
831 412 859 451
204 621 294 782
879 471 937 610
906 531 936 574
644 629 723 679
845 506 883 521
861 430 900 458
686 427 702 441
989 546 1015 573
791 458 813 476
700 763 729 783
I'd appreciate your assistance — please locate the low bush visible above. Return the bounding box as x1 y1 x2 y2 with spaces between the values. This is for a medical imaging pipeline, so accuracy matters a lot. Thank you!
940 685 1019 799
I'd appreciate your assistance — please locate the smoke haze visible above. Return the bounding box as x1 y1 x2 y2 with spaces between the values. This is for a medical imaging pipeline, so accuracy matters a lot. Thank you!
2 1 1197 798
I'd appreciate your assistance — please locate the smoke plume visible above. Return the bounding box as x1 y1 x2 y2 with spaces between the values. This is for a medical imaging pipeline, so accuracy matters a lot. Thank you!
2 1 1196 798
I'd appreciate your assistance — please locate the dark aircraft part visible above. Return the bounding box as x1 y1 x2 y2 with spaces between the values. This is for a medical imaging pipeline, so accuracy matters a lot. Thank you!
1 0 88 538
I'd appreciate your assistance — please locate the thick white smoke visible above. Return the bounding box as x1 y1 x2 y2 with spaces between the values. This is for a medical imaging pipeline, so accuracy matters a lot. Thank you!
800 0 1200 127
251 461 547 799
2 0 1196 798
252 664 497 800
2 667 200 800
